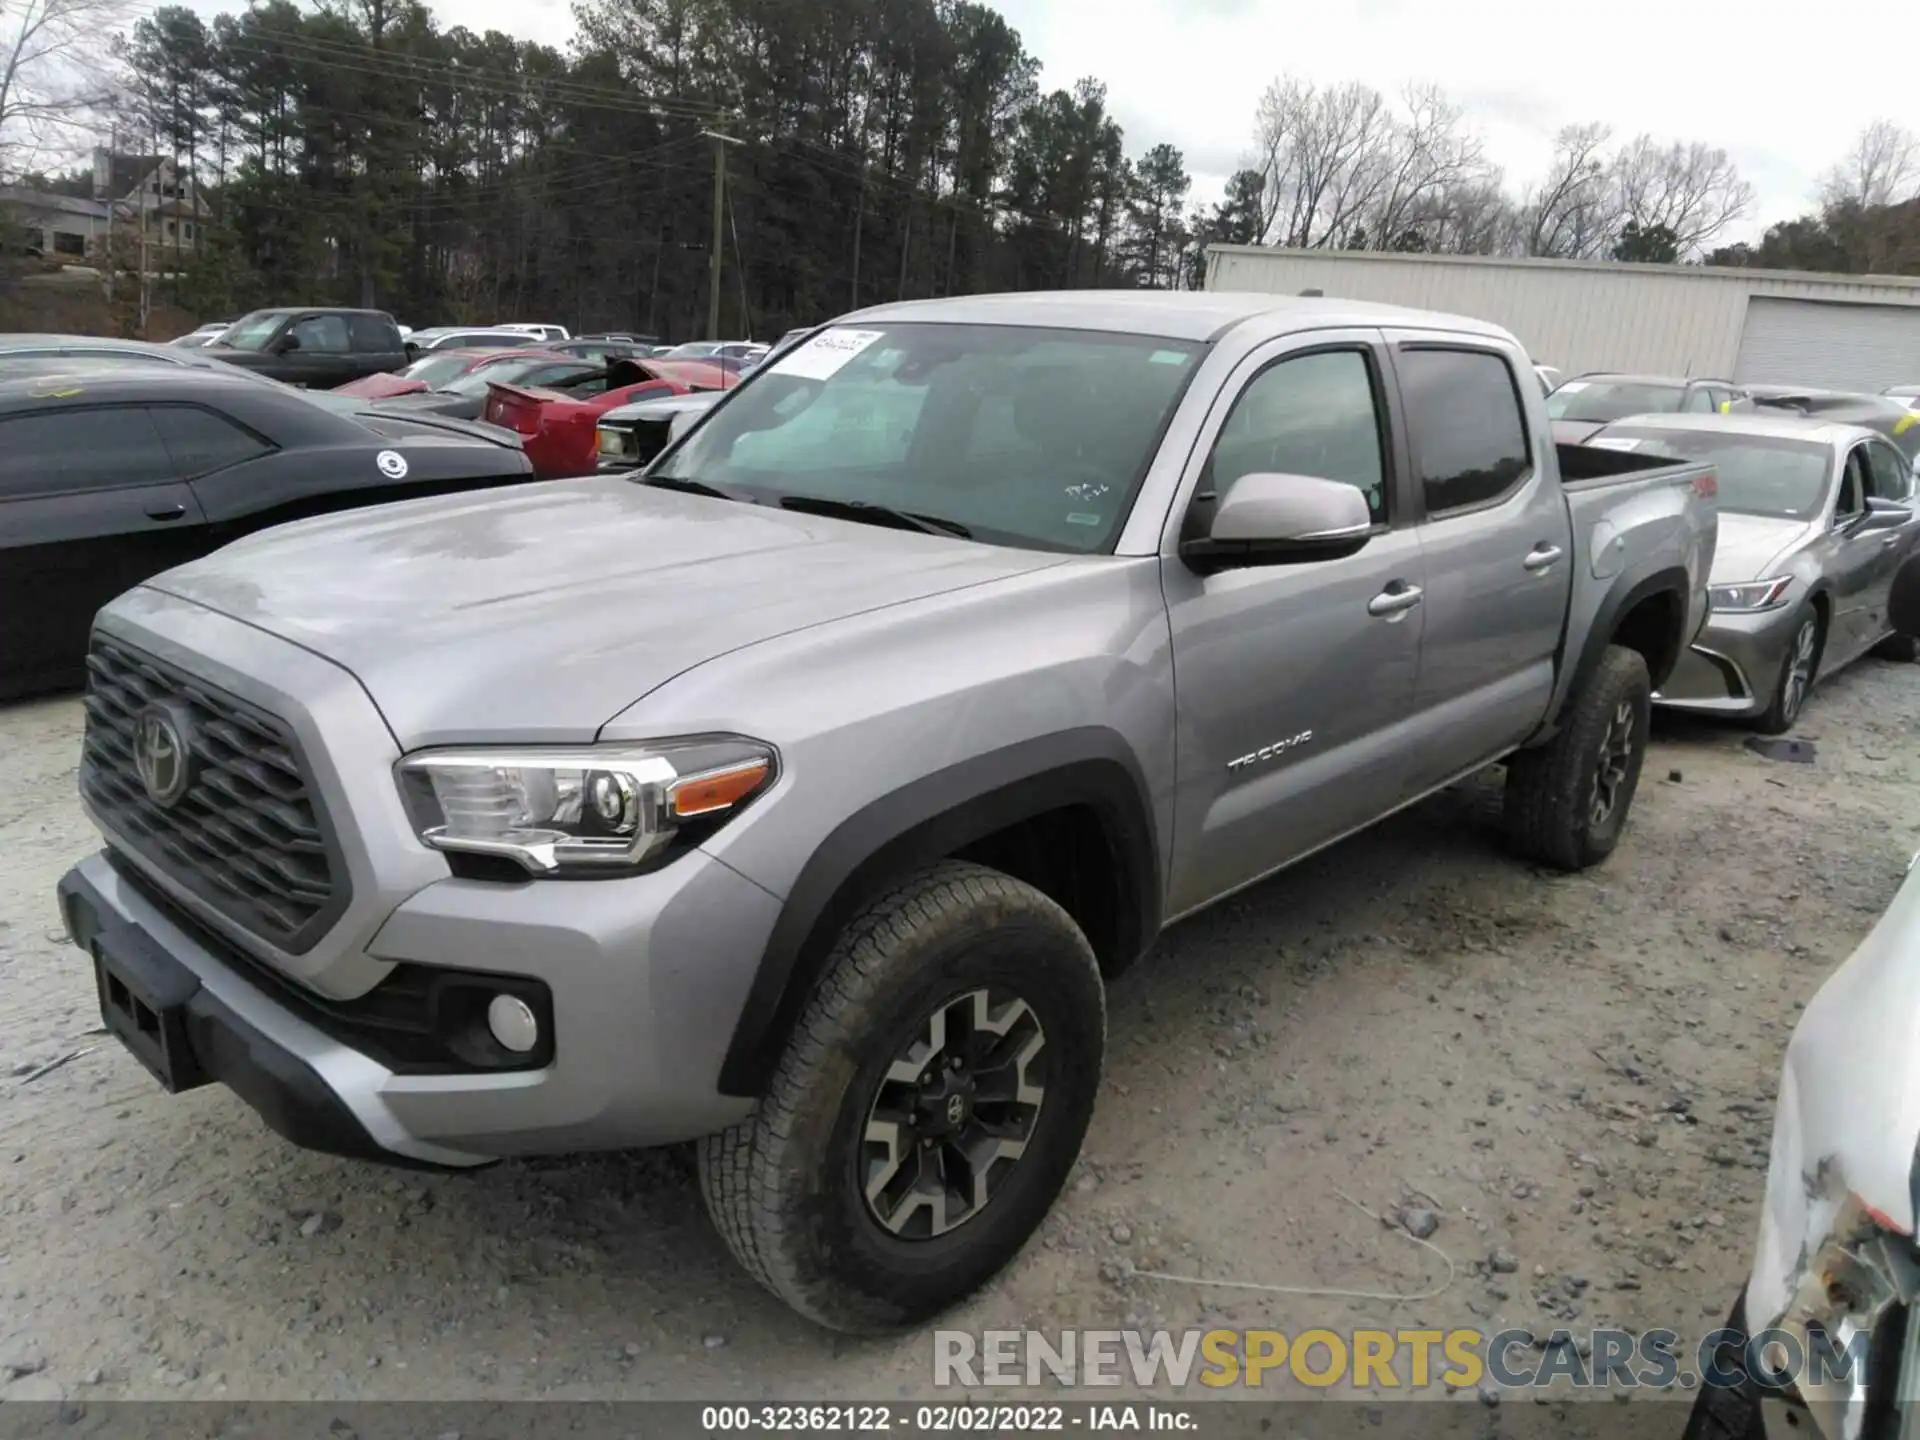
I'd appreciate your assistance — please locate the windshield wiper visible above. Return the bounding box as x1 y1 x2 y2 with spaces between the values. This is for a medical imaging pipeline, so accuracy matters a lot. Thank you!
640 474 755 503
776 494 971 539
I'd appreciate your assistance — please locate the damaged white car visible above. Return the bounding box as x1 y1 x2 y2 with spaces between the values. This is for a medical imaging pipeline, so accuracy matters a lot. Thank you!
1686 557 1920 1440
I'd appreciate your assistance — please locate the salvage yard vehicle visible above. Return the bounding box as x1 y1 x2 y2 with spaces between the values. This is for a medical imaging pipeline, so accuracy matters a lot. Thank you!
0 368 533 699
595 390 725 470
331 346 581 402
1587 412 1920 730
1548 372 1752 443
480 359 691 478
363 353 607 421
206 308 412 388
1747 386 1920 466
1683 556 1920 1440
57 292 1718 1333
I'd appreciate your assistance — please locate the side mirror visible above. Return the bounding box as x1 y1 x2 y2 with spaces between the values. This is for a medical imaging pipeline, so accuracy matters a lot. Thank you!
1890 554 1920 637
1180 473 1374 574
1859 497 1914 532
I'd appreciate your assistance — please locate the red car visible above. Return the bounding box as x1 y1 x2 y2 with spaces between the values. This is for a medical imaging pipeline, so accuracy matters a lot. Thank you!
335 346 577 401
483 358 737 478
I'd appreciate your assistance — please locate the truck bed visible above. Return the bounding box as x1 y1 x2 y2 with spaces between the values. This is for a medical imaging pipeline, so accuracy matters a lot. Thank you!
1543 440 1719 726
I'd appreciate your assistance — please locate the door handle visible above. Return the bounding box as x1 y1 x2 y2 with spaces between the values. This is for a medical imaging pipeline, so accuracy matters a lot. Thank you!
1367 583 1424 618
1523 543 1565 572
145 504 187 522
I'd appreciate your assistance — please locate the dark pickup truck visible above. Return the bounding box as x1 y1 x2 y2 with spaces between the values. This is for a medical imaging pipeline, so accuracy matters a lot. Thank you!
205 308 411 389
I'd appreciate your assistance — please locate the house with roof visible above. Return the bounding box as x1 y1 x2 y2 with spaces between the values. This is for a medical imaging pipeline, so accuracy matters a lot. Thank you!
0 149 206 261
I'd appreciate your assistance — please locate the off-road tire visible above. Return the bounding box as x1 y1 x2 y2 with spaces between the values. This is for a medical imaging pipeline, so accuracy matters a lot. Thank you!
1504 644 1652 872
698 860 1105 1333
1755 607 1823 735
1873 631 1919 663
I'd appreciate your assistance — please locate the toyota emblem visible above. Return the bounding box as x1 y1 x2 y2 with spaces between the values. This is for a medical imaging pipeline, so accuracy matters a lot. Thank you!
133 705 192 808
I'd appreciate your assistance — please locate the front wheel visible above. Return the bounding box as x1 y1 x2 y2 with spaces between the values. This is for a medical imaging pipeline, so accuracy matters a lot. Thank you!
698 861 1105 1333
1504 644 1652 872
1755 608 1821 735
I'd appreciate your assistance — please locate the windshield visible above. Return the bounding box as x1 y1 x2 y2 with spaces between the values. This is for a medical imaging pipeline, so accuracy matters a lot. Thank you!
1547 380 1685 424
648 322 1205 553
215 311 288 353
1595 426 1833 520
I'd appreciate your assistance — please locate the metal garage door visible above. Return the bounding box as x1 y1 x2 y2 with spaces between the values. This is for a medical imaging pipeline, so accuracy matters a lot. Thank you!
1734 297 1920 389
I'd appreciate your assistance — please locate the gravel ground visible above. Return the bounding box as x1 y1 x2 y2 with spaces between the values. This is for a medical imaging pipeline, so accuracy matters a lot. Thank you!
0 659 1915 1412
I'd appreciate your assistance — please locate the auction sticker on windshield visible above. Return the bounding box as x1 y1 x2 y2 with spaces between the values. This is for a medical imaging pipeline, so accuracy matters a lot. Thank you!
772 328 884 381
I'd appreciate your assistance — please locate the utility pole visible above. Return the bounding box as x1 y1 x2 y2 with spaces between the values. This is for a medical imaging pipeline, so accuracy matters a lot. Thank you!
700 129 741 341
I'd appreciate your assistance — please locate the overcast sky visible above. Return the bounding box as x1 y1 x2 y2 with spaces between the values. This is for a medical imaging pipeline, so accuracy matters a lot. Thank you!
187 0 1899 244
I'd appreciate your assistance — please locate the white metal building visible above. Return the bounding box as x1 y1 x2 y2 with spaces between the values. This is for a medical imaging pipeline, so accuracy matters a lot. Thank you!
1205 246 1920 392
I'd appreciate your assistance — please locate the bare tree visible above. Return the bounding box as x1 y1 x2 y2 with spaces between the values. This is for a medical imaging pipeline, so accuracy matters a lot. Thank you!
1359 83 1492 250
1517 122 1617 258
0 0 127 179
1423 174 1522 256
1819 119 1920 209
1608 135 1753 256
1250 77 1396 248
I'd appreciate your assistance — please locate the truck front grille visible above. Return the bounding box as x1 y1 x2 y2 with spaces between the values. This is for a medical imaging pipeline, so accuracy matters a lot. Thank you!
80 636 347 952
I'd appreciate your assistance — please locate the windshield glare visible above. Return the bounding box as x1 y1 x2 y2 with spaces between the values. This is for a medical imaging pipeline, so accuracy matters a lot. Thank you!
1548 381 1685 424
648 323 1204 552
1597 426 1832 519
400 352 486 388
216 312 287 353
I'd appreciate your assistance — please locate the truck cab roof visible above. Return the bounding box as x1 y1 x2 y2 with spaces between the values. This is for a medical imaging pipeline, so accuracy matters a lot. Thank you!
841 290 1513 344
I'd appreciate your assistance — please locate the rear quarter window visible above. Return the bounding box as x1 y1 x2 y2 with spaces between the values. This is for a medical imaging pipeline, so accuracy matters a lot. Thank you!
1396 348 1533 516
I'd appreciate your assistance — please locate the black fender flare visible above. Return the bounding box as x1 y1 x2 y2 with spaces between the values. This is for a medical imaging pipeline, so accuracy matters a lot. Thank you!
1556 564 1693 723
715 728 1161 1098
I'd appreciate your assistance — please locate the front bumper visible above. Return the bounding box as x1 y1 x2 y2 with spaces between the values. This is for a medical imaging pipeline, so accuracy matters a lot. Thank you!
60 846 774 1166
63 593 780 1167
1653 606 1803 717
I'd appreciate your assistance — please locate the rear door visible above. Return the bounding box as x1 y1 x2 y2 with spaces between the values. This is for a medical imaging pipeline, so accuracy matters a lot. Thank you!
1382 334 1575 796
1162 331 1427 916
347 313 409 382
0 405 206 694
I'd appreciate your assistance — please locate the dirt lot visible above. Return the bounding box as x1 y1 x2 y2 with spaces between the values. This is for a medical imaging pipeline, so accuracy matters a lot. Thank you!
1 659 1916 1412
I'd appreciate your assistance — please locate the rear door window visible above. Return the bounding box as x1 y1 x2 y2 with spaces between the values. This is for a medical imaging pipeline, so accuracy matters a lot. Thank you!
348 313 402 353
1395 348 1533 516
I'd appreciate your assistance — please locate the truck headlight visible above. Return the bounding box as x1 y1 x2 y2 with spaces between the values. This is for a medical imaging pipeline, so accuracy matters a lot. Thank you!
1710 576 1794 613
396 738 775 875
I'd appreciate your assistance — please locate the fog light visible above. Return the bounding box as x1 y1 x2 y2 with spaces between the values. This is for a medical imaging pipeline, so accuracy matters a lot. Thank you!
486 994 540 1053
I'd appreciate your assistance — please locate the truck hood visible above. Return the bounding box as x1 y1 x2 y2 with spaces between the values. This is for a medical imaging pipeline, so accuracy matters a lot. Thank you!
1709 512 1813 584
142 478 1066 747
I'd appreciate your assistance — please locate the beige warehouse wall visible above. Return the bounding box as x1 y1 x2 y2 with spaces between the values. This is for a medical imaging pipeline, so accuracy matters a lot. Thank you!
1207 247 1920 380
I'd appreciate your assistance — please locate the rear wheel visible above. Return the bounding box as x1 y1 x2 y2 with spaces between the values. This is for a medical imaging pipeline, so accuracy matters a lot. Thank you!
698 861 1105 1333
1755 609 1821 735
1505 645 1652 872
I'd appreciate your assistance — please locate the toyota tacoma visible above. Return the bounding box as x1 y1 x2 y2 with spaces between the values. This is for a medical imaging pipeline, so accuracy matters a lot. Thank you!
58 292 1718 1332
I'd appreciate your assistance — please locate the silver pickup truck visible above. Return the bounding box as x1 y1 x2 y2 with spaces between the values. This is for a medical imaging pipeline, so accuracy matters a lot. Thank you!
57 292 1717 1333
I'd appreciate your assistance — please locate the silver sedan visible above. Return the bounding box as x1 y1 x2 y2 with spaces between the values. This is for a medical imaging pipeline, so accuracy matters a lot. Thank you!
1584 412 1920 732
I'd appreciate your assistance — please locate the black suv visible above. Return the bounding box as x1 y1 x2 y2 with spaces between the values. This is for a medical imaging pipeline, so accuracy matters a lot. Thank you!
205 308 410 389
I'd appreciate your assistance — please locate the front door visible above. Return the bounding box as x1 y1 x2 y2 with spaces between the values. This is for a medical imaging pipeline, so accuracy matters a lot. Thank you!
1381 336 1575 795
1858 438 1920 644
1163 333 1426 918
1824 445 1882 662
0 405 206 694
